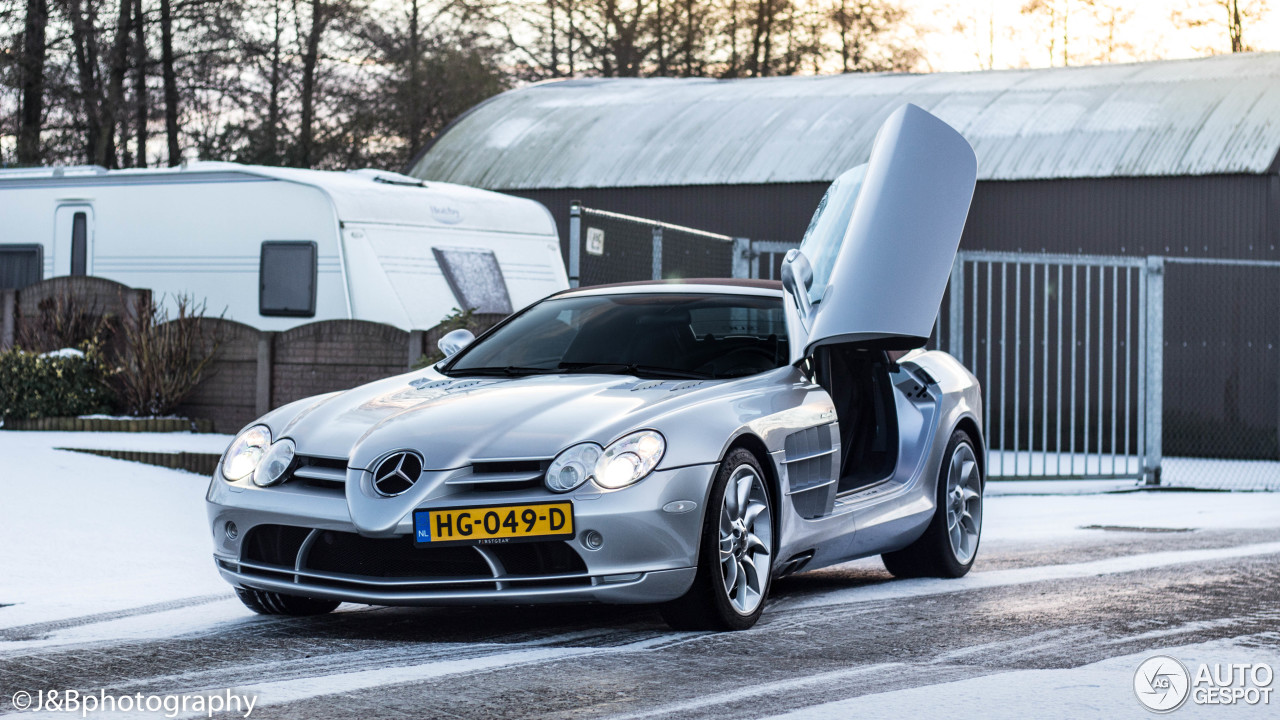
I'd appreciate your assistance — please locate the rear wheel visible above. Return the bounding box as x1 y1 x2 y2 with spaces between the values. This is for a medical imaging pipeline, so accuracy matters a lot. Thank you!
660 448 774 631
882 430 983 579
235 588 341 616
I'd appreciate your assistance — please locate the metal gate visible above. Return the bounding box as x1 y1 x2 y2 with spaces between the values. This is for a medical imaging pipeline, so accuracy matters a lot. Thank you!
567 203 751 287
943 252 1164 484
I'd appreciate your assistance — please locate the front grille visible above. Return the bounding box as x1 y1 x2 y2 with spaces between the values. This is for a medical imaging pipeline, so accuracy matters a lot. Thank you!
472 460 543 475
489 541 587 576
243 524 310 567
306 531 491 578
288 455 348 493
453 459 551 493
233 524 592 594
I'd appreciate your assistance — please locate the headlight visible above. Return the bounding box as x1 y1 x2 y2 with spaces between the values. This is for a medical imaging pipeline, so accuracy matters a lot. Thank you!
594 430 665 489
545 443 602 493
253 438 296 487
222 425 271 481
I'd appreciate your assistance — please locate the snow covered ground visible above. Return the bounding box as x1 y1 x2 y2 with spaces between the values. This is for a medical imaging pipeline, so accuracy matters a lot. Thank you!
2 429 1279 718
0 431 233 632
2 429 1278 634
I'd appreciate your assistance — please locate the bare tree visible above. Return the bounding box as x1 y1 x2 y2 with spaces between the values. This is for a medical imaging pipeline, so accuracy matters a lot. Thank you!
16 0 50 164
1172 0 1269 54
131 0 147 165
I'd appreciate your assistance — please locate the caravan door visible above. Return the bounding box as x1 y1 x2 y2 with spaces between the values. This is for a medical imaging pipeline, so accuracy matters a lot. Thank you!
781 104 977 362
53 204 95 277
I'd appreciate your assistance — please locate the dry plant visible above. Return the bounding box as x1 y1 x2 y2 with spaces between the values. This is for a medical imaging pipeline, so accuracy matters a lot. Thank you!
112 294 224 416
16 294 118 354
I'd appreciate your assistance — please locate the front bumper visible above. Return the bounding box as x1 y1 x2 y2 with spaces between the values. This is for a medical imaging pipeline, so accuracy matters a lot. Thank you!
206 463 715 606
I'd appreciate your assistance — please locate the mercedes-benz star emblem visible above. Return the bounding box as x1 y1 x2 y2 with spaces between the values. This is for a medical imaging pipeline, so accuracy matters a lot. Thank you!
372 451 423 497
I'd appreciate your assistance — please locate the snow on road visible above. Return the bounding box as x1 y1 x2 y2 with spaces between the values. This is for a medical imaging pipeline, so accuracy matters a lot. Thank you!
3 429 1280 635
759 636 1280 719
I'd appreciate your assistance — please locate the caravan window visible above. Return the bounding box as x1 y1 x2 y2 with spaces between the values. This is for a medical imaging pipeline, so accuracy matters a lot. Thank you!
259 241 317 317
432 247 513 314
0 245 43 290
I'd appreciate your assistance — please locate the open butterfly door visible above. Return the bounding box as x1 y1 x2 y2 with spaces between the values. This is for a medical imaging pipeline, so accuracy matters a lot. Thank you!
782 104 977 363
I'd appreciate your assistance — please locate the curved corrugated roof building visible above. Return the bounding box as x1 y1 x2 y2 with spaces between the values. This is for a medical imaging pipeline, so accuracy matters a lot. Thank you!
410 52 1280 189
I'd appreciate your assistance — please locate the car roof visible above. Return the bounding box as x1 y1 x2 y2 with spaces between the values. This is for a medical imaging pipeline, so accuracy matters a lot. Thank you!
555 278 784 299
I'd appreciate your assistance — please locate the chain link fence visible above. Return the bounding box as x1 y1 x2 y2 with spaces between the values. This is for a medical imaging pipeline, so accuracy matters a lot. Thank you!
568 204 749 287
1159 259 1280 491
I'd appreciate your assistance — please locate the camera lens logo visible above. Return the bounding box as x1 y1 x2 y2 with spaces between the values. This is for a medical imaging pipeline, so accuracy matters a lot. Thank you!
1134 655 1191 713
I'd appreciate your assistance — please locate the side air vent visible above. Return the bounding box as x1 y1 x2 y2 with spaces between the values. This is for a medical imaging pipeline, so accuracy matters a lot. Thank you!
783 424 838 519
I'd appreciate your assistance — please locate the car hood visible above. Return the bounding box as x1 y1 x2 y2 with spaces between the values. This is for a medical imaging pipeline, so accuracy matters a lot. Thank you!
277 371 717 470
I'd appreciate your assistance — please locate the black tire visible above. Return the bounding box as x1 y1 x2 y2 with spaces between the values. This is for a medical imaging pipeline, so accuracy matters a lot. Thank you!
235 587 341 616
660 448 773 631
882 430 983 579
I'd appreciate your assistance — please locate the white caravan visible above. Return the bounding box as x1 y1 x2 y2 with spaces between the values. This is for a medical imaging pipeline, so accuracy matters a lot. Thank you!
0 162 567 330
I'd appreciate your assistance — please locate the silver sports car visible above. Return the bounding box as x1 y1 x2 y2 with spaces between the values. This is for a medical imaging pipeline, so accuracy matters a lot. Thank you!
206 104 984 630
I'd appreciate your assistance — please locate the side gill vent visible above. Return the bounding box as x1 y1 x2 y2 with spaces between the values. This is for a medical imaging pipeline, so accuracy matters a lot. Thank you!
783 424 837 519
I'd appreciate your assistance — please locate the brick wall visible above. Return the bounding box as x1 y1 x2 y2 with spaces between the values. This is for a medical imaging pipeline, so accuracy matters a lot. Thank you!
178 319 262 433
272 320 410 408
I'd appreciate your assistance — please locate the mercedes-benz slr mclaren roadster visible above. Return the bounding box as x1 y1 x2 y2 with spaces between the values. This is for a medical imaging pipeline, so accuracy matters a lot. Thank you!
207 104 985 630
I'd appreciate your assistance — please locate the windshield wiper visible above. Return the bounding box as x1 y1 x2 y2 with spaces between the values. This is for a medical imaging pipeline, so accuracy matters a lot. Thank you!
557 363 712 380
444 366 558 377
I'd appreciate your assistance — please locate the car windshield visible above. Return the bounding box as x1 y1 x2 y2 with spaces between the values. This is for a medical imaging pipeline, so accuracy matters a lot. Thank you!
443 292 789 379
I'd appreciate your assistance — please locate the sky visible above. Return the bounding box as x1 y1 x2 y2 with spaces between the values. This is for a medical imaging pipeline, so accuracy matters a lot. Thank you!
903 0 1277 73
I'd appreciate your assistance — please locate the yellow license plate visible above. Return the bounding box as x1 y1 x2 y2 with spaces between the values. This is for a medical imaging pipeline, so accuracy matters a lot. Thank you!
414 502 574 547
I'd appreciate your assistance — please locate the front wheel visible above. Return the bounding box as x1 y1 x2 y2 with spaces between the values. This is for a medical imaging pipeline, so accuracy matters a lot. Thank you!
882 430 983 579
660 448 774 631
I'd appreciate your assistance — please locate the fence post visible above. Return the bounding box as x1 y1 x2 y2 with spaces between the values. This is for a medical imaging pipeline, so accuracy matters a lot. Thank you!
408 330 424 369
651 226 664 281
1143 257 1164 485
255 331 275 416
568 201 582 288
0 289 15 351
732 238 753 279
948 255 965 361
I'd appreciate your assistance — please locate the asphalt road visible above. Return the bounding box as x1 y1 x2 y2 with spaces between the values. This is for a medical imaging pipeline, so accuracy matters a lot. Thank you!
3 523 1279 719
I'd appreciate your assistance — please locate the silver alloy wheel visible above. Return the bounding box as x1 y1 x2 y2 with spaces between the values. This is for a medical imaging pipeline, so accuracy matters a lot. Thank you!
945 442 983 564
719 464 773 615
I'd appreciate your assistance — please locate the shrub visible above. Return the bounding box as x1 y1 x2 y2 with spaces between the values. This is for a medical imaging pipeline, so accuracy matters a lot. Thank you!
414 307 480 368
0 342 115 420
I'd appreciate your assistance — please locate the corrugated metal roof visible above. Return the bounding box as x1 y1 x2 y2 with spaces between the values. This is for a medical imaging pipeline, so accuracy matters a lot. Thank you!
410 53 1280 188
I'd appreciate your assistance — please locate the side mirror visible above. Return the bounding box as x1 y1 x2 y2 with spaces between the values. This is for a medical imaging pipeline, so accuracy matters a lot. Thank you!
437 328 475 358
780 248 814 319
